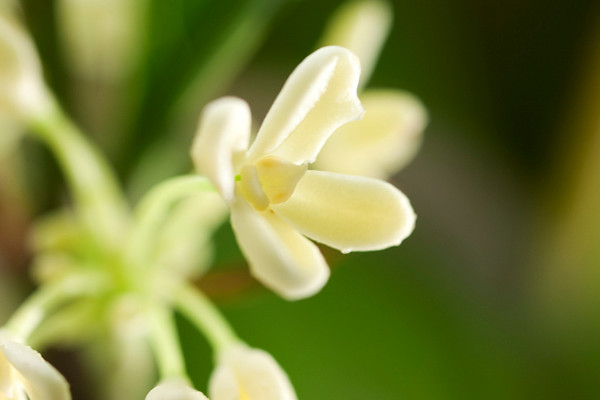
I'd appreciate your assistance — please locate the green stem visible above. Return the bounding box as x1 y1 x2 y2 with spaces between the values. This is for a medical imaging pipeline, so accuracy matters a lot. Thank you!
27 96 130 249
127 175 214 270
147 304 189 381
175 283 239 355
3 274 106 342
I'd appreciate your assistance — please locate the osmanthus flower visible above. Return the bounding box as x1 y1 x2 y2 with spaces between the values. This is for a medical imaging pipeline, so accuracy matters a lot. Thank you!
192 46 415 300
314 0 428 179
209 344 297 400
0 330 71 400
145 379 209 400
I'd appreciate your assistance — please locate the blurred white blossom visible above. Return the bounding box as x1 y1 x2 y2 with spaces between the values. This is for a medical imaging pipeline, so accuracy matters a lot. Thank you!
56 0 146 81
319 0 392 88
0 11 49 121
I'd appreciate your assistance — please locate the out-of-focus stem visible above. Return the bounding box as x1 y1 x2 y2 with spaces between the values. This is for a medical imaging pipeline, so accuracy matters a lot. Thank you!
28 96 130 250
3 274 106 342
147 304 189 382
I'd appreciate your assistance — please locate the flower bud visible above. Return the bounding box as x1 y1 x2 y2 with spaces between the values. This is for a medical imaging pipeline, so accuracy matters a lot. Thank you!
209 344 297 400
146 379 209 400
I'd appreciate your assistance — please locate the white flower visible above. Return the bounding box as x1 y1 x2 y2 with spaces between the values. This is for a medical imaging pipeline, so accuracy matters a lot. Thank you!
0 330 71 400
146 379 209 400
209 344 296 400
0 11 49 120
191 46 415 300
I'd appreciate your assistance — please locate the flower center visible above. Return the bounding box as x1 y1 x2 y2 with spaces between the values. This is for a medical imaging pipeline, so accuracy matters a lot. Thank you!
238 155 307 211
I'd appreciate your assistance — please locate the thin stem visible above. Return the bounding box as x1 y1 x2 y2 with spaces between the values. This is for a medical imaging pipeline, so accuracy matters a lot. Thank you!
127 175 215 270
27 96 129 249
3 274 106 342
147 304 189 382
174 283 240 355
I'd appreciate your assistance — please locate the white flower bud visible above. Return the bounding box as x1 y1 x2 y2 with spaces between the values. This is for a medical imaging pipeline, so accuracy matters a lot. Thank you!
146 379 209 400
209 344 297 400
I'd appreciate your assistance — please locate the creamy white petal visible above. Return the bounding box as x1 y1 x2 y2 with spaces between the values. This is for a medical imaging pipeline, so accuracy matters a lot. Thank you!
247 46 363 164
319 0 392 88
191 97 252 201
0 336 71 400
230 195 329 300
145 380 209 400
209 345 297 400
314 90 427 179
273 170 415 252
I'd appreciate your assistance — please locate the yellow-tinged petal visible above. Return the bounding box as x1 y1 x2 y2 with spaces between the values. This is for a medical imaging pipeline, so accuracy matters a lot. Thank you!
0 333 71 400
319 0 392 88
209 345 297 400
273 170 415 252
315 90 427 179
229 196 329 300
254 155 307 205
247 46 363 164
191 97 251 202
145 379 209 400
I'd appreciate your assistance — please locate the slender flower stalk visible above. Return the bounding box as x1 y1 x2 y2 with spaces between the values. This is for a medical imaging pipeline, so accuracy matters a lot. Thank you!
147 305 188 382
3 274 107 342
174 284 239 354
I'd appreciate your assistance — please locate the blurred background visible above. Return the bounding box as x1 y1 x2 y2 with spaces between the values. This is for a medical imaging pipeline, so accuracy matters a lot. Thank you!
2 0 600 398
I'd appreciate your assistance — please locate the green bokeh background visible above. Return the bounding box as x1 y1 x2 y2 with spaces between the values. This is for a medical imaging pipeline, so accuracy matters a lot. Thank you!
2 0 600 398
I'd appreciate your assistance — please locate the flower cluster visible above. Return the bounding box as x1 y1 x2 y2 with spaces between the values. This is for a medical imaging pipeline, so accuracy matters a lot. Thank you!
0 1 426 399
